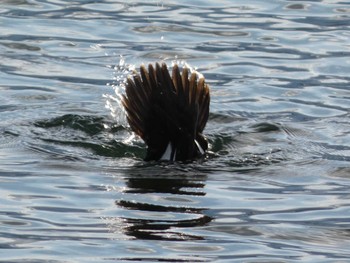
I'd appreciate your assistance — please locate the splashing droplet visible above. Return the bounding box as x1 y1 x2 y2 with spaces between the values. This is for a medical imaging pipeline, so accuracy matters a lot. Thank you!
104 56 135 127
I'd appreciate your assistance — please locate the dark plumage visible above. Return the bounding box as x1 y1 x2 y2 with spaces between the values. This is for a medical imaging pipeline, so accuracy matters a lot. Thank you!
122 62 210 161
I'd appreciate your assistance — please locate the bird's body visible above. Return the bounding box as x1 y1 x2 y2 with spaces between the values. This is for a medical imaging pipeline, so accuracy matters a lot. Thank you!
122 62 210 162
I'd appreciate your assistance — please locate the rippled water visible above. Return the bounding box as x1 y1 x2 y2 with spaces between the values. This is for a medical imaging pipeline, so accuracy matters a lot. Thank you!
1 0 350 262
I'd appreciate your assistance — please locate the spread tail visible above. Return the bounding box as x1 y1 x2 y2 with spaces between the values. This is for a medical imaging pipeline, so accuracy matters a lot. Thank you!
122 62 210 161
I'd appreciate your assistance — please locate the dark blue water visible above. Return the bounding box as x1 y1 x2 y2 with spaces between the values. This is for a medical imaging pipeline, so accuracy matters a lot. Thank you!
1 1 350 262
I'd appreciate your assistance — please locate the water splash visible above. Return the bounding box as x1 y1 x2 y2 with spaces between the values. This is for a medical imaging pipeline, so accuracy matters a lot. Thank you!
104 56 135 127
104 56 201 129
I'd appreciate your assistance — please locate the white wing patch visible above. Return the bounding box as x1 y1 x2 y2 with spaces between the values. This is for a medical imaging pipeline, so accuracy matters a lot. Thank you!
195 139 205 155
160 142 173 161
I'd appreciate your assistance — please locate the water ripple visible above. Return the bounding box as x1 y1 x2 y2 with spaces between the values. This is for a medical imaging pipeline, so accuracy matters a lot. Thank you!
1 0 350 262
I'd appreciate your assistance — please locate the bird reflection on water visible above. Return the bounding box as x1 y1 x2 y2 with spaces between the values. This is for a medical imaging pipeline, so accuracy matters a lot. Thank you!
113 165 212 241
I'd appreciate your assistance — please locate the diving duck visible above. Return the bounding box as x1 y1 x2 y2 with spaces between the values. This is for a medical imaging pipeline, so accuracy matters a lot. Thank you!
122 62 210 161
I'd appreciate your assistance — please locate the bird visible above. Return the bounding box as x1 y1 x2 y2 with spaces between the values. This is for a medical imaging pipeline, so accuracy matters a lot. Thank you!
122 62 210 162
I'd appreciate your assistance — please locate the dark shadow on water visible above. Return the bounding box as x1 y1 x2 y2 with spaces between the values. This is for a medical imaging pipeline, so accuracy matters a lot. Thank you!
30 113 297 165
33 114 145 158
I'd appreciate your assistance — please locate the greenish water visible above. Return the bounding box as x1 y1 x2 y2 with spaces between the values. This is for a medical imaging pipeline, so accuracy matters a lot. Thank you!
1 0 350 262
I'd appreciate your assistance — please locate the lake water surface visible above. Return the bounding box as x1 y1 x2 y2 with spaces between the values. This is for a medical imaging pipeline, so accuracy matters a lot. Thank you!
1 0 350 262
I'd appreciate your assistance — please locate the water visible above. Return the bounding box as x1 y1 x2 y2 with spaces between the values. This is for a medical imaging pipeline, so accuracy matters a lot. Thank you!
1 0 350 262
